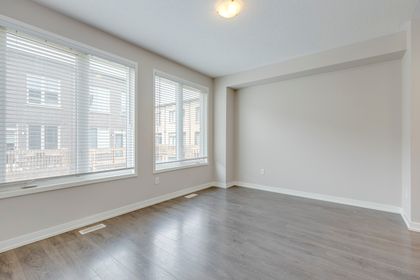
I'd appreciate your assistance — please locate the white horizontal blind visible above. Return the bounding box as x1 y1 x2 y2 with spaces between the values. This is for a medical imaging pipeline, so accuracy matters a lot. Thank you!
154 72 207 171
0 25 135 186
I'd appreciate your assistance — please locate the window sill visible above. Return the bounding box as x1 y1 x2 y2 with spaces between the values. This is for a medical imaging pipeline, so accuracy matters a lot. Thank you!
154 161 209 174
0 169 137 200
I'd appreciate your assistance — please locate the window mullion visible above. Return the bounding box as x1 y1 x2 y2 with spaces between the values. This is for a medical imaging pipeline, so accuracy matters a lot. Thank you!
199 93 206 157
0 28 6 181
76 54 90 174
176 83 184 161
129 69 135 168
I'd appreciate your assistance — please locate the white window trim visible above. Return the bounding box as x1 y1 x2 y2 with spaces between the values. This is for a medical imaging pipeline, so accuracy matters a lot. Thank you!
153 161 209 174
0 169 136 200
153 70 209 174
0 16 138 198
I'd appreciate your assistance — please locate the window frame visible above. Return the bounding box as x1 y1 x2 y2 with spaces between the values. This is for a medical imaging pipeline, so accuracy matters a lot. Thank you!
153 70 209 173
0 16 138 198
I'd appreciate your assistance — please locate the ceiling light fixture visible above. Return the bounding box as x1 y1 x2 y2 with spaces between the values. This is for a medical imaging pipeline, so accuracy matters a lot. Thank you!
216 0 243 19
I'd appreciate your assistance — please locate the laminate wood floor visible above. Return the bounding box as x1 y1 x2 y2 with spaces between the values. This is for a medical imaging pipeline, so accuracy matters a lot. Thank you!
1 186 420 280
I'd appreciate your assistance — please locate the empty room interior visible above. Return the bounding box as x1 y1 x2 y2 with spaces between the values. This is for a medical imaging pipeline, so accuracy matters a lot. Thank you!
2 0 420 279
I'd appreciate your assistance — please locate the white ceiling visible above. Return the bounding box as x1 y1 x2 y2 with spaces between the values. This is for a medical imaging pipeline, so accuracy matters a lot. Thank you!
33 0 419 77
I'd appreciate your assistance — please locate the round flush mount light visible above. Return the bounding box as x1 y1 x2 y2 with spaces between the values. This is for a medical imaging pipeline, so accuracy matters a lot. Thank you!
216 0 243 19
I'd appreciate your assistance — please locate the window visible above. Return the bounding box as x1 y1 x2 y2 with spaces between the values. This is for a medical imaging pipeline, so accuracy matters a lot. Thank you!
194 132 200 146
6 128 17 151
168 133 176 146
114 131 125 157
26 75 61 106
88 128 110 149
114 132 125 148
120 91 127 116
195 107 200 124
154 72 208 171
27 125 60 150
28 125 42 150
97 129 110 149
44 126 59 149
90 86 110 113
89 128 98 149
27 88 41 104
168 110 176 123
156 133 163 145
0 23 136 187
155 111 161 126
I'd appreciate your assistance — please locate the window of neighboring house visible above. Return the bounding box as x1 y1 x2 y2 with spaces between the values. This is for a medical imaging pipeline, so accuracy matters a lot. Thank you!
26 75 61 107
195 107 200 124
154 72 208 172
168 133 176 146
28 125 42 150
168 110 175 123
0 22 136 188
97 129 110 149
89 87 111 113
155 133 163 145
194 131 200 146
6 128 17 151
89 128 110 149
45 126 59 149
27 88 41 104
114 132 124 148
155 111 161 126
28 125 60 150
88 128 98 149
114 131 125 157
120 91 127 116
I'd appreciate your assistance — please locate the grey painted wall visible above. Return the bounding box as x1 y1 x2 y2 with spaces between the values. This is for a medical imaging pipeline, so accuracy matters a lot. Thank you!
235 60 402 206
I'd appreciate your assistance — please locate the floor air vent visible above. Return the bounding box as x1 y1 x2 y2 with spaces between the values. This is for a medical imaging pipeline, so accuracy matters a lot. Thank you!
185 193 198 199
79 223 106 235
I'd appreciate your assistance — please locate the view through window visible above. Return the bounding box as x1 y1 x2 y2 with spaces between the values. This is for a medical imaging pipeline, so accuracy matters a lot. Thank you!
154 72 208 171
0 25 135 185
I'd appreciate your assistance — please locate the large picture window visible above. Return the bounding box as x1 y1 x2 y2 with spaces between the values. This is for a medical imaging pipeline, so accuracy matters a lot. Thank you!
154 72 208 172
0 23 136 186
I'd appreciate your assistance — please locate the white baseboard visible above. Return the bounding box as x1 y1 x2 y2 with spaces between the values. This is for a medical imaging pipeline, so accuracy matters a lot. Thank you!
401 211 420 232
0 182 213 253
236 181 402 214
213 181 236 189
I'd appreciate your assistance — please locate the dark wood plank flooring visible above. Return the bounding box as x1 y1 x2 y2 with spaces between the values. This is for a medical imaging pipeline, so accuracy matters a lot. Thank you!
1 186 420 280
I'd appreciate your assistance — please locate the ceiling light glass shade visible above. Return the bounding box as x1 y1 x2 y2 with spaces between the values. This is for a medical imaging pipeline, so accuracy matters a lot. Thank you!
217 0 242 19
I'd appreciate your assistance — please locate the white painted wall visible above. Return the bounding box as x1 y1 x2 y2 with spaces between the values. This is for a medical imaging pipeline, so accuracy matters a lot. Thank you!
214 32 406 192
0 0 213 243
401 22 412 221
235 60 402 206
408 17 420 222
